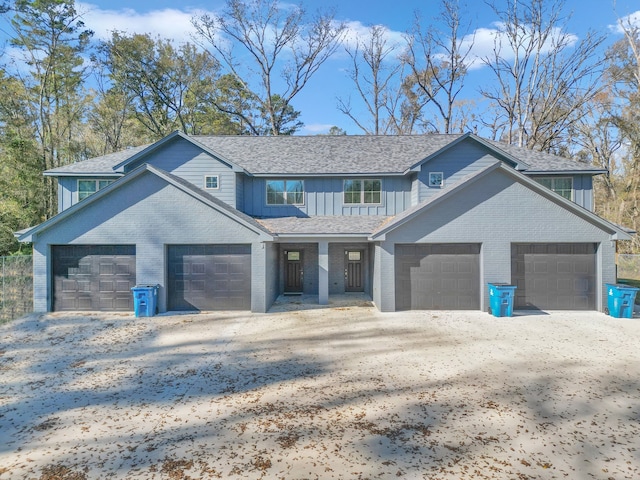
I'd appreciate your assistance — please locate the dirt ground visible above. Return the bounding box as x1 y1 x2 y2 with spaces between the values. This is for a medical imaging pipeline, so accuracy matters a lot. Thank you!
1 301 639 479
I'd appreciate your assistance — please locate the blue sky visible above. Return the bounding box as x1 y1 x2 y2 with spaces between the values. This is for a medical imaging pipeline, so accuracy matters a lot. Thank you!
14 1 640 134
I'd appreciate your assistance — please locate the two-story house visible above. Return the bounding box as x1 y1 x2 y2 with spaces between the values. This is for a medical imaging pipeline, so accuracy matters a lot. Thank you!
18 131 632 314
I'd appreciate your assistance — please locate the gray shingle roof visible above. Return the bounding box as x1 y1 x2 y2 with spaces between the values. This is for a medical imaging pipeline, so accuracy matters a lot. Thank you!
257 215 391 235
194 134 460 174
44 133 600 176
45 144 150 175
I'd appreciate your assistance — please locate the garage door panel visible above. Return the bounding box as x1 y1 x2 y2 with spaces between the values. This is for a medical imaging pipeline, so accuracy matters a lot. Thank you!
168 244 251 311
53 245 136 312
396 244 480 311
511 243 596 310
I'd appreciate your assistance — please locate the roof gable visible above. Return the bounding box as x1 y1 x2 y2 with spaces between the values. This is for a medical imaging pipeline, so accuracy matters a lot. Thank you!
19 164 272 242
370 162 631 241
405 133 530 172
113 131 246 174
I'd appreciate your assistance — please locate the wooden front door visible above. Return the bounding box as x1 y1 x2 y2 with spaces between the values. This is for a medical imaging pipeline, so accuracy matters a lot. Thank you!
345 250 364 292
284 250 303 293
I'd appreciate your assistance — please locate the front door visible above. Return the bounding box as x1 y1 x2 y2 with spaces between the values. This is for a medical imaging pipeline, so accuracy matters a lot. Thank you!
345 250 364 292
284 250 303 293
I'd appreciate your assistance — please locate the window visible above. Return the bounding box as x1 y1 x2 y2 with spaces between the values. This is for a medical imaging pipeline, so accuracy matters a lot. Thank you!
343 179 382 204
535 177 573 200
266 180 304 205
428 172 444 188
78 179 113 201
204 175 219 189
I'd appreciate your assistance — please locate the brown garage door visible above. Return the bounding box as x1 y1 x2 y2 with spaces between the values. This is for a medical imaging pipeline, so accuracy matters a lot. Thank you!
511 243 596 310
52 245 136 311
395 244 481 310
167 245 251 311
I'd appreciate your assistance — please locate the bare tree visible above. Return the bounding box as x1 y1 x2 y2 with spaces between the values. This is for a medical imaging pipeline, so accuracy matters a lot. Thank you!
481 0 606 152
337 25 404 135
600 17 640 252
403 0 475 134
192 0 345 135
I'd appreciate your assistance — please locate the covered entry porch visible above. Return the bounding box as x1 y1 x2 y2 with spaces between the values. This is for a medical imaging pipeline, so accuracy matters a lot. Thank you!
275 240 373 305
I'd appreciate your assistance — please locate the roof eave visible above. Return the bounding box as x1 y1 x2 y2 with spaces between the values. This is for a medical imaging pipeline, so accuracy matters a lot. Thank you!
43 172 123 178
524 169 607 175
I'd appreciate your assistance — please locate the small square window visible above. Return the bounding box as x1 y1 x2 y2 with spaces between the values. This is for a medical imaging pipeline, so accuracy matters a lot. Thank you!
428 172 444 187
348 251 361 261
205 175 219 189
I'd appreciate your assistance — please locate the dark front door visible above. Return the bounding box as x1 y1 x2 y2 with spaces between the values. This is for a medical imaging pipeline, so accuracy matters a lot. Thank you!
345 250 364 292
284 250 303 293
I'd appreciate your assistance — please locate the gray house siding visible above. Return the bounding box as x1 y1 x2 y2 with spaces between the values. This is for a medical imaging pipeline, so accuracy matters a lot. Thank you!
57 177 74 212
242 177 411 217
416 141 501 203
123 137 237 208
56 176 121 212
573 175 594 211
31 171 265 313
375 168 616 312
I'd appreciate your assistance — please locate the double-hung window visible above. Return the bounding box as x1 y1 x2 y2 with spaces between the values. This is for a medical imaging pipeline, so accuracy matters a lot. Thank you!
534 177 573 200
344 179 382 204
78 179 113 201
266 180 304 205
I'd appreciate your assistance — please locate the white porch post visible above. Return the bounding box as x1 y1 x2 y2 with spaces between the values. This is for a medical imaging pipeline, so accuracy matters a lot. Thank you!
318 240 329 305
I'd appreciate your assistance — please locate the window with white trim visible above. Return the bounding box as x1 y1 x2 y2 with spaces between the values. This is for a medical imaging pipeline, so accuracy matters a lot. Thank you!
204 175 219 189
266 180 304 205
343 179 382 204
534 177 573 200
428 172 444 188
78 179 113 201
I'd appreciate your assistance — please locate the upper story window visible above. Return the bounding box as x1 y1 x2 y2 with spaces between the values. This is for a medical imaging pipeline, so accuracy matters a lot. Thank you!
266 180 304 205
534 177 573 200
344 179 382 204
78 179 113 201
204 175 219 189
428 172 444 188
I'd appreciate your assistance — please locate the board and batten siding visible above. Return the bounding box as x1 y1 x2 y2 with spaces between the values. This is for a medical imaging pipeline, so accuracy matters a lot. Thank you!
242 176 412 217
123 137 237 208
57 176 121 212
572 175 594 211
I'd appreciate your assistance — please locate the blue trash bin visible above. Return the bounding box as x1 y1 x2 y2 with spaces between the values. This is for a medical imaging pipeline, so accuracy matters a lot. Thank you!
488 283 517 317
131 284 159 317
605 283 639 319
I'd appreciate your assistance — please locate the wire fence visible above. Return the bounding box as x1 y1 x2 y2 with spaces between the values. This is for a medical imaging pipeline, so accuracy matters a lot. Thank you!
617 254 640 281
0 255 33 324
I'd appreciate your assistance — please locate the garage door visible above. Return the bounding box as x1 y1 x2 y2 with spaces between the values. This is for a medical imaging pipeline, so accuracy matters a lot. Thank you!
52 245 136 311
167 245 251 311
395 244 480 310
511 243 596 310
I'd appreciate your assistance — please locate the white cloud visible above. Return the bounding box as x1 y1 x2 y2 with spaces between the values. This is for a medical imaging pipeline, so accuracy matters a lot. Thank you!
301 123 336 134
340 20 405 54
462 22 578 70
611 10 640 34
76 2 212 43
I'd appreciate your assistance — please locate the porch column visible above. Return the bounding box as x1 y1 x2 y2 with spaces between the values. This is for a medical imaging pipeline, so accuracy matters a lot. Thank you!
318 240 329 305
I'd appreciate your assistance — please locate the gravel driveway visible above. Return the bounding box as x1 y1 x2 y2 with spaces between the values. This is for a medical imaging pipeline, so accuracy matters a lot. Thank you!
1 303 639 479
